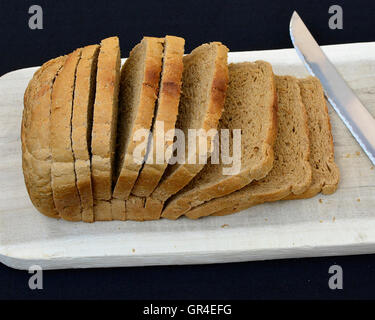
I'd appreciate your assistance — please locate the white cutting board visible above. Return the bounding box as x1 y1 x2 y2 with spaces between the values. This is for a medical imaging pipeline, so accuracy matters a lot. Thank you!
0 42 374 270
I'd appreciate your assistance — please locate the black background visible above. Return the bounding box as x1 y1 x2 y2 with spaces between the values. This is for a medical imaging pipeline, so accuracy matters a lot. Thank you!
1 0 375 300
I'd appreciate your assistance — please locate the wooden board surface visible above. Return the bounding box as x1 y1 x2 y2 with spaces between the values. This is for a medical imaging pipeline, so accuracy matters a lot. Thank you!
0 42 374 270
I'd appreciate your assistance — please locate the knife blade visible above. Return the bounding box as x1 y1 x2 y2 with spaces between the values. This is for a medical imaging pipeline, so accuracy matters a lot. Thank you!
290 11 375 166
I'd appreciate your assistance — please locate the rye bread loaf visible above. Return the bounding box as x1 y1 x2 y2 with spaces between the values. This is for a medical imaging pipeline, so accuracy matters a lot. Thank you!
22 56 67 218
144 42 229 220
161 61 277 219
71 44 100 223
91 37 121 220
50 49 83 221
131 35 185 197
283 77 339 199
112 37 164 202
185 75 312 219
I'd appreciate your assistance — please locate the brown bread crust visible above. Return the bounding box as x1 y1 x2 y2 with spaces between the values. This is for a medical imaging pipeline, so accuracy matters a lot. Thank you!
111 198 126 221
91 37 121 205
93 200 111 221
125 196 145 221
51 49 83 221
72 44 100 223
22 56 67 218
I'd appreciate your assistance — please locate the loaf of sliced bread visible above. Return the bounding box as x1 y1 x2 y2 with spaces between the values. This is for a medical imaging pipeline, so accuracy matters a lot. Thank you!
22 56 67 218
161 61 277 219
71 44 100 223
144 42 229 220
284 77 339 199
131 35 185 197
185 76 312 219
91 37 121 220
22 36 341 223
50 49 83 221
112 37 164 202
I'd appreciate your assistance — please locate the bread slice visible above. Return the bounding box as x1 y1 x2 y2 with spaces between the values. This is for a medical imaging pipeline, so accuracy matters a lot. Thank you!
112 37 164 201
161 61 277 219
22 56 67 218
71 44 100 223
50 49 83 221
283 77 339 199
144 42 229 220
91 37 121 220
185 76 312 219
131 35 185 197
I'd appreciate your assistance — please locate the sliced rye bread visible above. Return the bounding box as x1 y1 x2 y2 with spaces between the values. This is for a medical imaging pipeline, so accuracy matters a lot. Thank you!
50 49 83 221
22 56 67 218
131 35 185 197
185 75 312 219
112 37 164 202
143 42 229 220
91 36 121 221
283 77 339 199
71 44 100 223
161 61 277 219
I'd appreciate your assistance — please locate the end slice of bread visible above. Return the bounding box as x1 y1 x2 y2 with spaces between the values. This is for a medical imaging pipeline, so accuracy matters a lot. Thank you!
131 35 185 198
72 44 100 223
51 49 83 221
22 56 67 218
112 37 164 202
185 75 312 219
283 77 339 199
146 42 229 219
162 61 277 219
91 37 121 219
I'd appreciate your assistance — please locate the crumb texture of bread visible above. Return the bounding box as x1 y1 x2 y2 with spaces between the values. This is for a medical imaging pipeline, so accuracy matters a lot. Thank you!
72 44 100 223
284 77 340 199
162 61 277 219
50 49 83 221
91 37 121 208
150 42 229 210
185 75 312 219
131 35 185 198
22 56 67 218
113 37 164 202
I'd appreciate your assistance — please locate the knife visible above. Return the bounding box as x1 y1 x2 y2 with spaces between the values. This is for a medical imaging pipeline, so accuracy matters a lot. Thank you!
290 11 375 166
